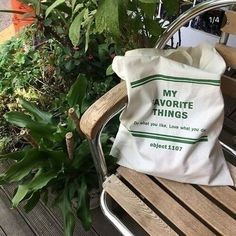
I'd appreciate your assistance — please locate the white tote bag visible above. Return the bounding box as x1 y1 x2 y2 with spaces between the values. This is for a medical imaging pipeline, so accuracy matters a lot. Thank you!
110 43 234 186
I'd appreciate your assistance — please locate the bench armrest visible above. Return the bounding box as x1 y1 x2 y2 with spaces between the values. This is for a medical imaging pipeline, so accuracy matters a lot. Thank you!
80 81 128 139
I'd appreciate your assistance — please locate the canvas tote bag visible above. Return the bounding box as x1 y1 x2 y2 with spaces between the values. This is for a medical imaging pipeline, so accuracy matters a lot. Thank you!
110 43 234 186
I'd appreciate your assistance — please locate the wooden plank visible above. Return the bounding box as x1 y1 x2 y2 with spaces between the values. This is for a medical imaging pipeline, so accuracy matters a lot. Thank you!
91 207 122 236
156 177 236 235
0 227 6 236
103 175 178 236
117 167 214 236
40 201 97 236
221 11 236 36
221 75 236 99
0 189 34 236
3 186 64 236
198 185 236 214
215 44 236 70
44 192 98 236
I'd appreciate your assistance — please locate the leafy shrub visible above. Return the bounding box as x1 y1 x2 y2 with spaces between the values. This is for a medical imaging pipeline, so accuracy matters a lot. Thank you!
0 25 117 152
1 81 116 233
0 26 118 233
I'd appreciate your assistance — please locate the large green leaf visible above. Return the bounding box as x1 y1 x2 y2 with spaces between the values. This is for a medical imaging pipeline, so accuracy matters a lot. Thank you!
139 2 157 18
0 150 64 186
27 169 59 190
0 150 27 161
69 8 87 47
72 3 84 18
72 0 77 10
12 185 28 207
4 111 57 135
144 18 162 36
84 16 93 52
57 185 76 236
44 150 68 169
27 122 57 136
12 169 59 207
0 149 42 184
72 140 91 169
45 0 66 18
39 0 70 15
162 0 180 16
18 97 52 124
95 0 124 37
24 191 40 213
67 74 87 111
106 64 114 76
4 112 33 128
77 178 92 230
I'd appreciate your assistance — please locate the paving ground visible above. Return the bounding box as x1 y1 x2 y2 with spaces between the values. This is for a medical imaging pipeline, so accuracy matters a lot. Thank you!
0 1 12 31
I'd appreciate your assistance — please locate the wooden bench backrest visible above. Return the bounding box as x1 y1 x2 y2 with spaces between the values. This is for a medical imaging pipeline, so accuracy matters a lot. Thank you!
216 10 236 99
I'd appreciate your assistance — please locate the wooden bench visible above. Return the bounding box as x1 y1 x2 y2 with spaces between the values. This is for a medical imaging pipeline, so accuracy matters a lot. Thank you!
80 1 236 235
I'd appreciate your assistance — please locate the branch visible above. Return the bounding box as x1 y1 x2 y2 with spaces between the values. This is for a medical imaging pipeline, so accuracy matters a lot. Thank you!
65 132 74 160
20 129 38 148
68 108 84 138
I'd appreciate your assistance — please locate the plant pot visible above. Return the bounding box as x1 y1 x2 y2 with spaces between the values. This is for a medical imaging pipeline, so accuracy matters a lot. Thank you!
11 0 34 32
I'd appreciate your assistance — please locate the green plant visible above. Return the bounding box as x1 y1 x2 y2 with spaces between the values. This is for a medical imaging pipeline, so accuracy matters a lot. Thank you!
0 78 116 234
0 26 73 152
0 25 117 152
24 0 180 50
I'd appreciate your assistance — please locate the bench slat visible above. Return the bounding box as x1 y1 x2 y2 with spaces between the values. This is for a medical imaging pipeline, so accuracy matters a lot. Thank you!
117 166 215 236
199 162 236 213
221 75 236 99
198 185 236 214
103 175 177 236
215 43 236 70
221 11 236 35
156 177 236 235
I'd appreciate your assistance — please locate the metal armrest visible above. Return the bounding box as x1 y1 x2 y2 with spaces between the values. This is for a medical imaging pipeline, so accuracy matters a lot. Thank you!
80 81 127 186
80 81 127 140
